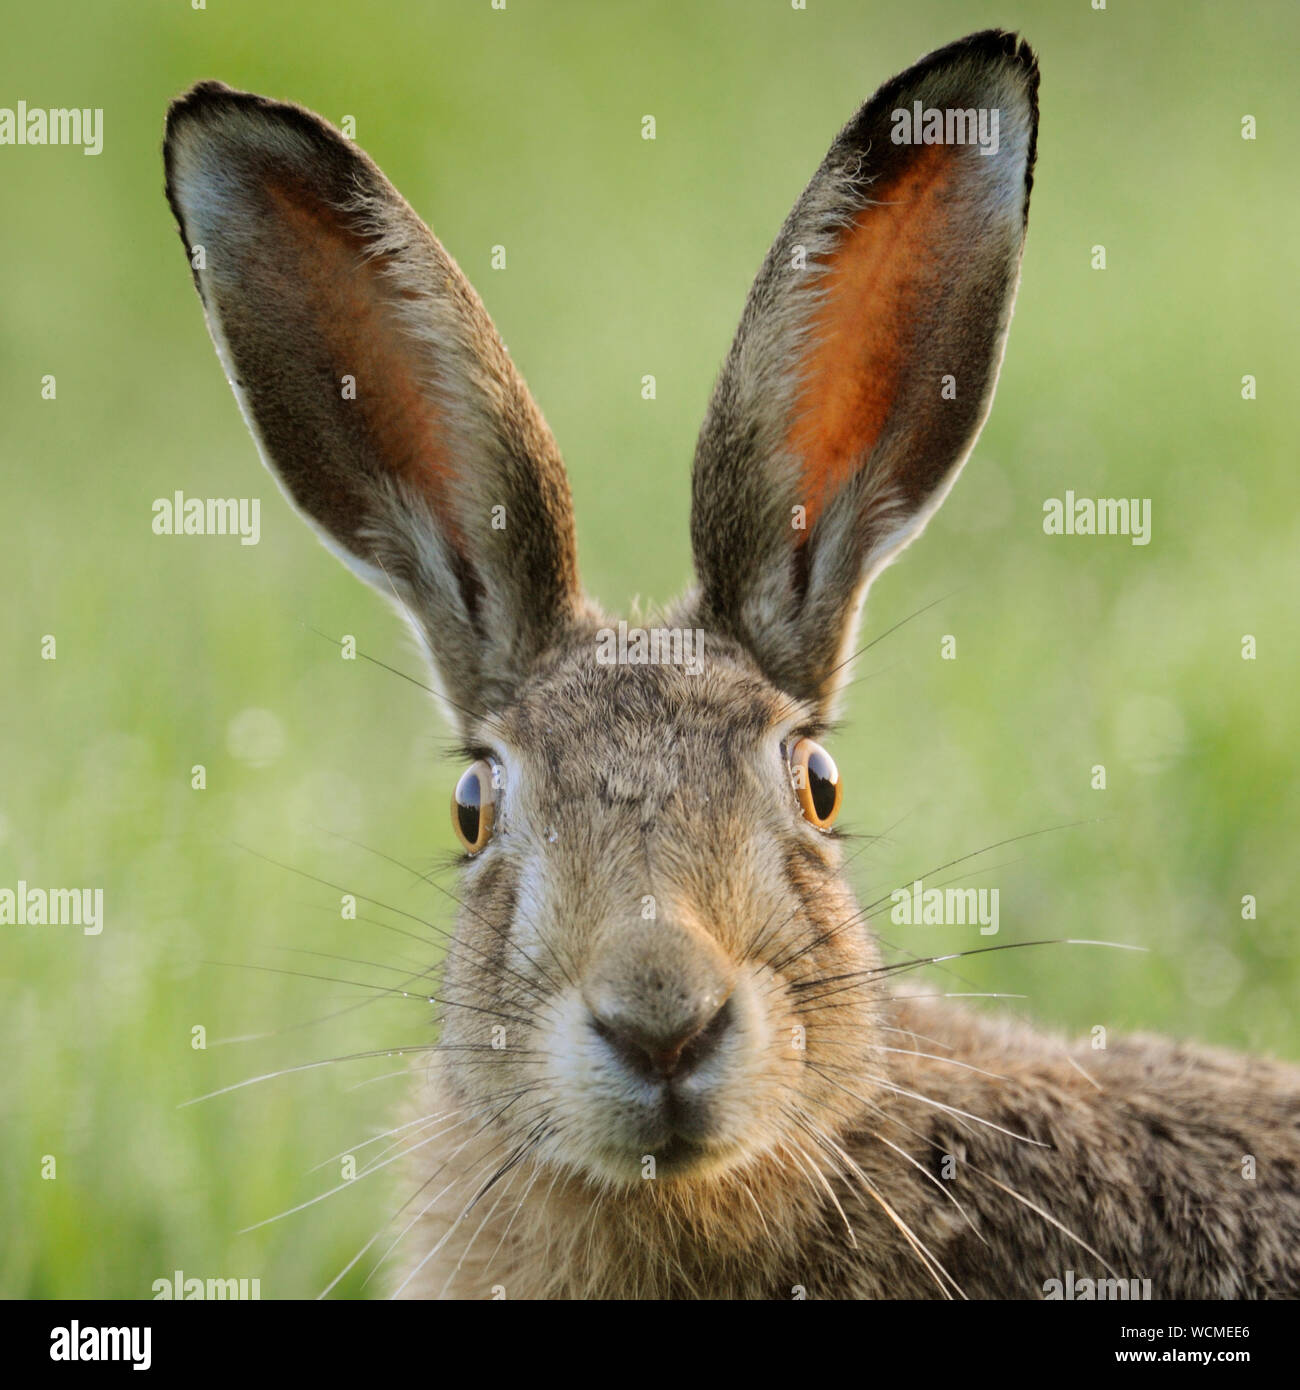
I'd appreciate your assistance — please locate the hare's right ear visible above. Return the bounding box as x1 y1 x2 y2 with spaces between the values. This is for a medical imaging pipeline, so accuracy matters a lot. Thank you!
690 31 1038 715
164 83 582 727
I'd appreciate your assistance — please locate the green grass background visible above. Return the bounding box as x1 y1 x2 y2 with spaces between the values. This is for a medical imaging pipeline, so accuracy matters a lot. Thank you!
1 0 1296 1298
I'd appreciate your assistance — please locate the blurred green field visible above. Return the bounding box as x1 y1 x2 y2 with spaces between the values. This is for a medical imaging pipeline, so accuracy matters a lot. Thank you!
1 0 1296 1298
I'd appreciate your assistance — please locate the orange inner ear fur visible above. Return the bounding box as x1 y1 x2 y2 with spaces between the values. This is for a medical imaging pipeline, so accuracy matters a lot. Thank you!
267 180 463 545
786 143 955 536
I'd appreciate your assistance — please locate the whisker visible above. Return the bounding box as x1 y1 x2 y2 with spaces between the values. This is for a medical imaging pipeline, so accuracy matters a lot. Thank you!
478 1155 548 1289
305 621 508 740
307 1106 466 1175
792 1110 962 1299
778 1135 858 1249
876 1023 956 1053
1063 1052 1103 1092
773 819 1107 978
867 1127 988 1248
734 1176 772 1242
344 1067 413 1092
748 804 915 968
203 957 534 1029
897 991 1028 1001
226 840 558 1013
239 1109 486 1234
809 1061 1049 1148
968 1165 1120 1279
771 589 960 727
180 1044 445 1107
341 1090 541 1298
321 829 577 996
434 1138 548 1298
879 1046 1010 1083
386 1098 549 1297
795 937 1144 1011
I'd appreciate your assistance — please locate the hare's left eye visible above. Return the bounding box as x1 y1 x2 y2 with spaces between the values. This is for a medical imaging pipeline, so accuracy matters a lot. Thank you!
452 759 498 854
786 737 842 830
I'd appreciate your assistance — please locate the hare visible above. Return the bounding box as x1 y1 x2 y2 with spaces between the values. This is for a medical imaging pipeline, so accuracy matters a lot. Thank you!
164 30 1300 1300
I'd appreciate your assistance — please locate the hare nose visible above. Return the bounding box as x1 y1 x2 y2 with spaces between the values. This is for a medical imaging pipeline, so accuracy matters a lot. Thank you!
590 994 734 1082
583 927 736 1083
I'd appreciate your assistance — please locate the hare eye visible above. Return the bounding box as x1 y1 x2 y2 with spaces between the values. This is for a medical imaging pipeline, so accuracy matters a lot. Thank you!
452 759 497 855
787 737 842 830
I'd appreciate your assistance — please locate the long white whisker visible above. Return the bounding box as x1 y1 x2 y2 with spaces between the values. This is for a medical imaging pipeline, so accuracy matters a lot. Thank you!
779 1135 858 1250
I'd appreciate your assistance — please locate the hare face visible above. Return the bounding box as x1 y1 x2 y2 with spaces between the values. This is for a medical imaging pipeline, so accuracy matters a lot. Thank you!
437 630 882 1184
164 29 1037 1235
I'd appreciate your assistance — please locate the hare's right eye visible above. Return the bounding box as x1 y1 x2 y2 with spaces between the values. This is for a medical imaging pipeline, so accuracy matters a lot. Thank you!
452 759 498 855
786 737 842 830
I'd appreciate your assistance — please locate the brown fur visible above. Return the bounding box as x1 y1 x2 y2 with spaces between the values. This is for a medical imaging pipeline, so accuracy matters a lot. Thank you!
400 1000 1300 1299
163 31 1300 1301
393 637 1300 1299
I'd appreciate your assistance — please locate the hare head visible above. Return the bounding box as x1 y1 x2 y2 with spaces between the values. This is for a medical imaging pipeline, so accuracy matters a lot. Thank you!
165 33 1038 1192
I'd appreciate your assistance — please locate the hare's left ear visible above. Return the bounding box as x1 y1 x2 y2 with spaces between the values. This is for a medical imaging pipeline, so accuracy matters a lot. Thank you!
163 83 583 728
690 30 1038 713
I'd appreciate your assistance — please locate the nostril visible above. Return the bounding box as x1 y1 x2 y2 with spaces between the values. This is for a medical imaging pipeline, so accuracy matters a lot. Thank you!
677 996 733 1075
591 997 734 1082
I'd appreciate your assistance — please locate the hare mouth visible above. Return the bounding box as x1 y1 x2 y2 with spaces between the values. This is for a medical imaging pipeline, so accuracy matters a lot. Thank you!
644 1134 717 1176
589 1131 744 1183
544 984 762 1182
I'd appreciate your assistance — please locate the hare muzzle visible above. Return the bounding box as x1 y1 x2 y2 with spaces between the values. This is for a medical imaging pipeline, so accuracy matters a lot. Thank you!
576 922 744 1168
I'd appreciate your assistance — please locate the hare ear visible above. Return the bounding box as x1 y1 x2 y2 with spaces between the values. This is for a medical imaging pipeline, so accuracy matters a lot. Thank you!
164 83 582 726
690 31 1038 712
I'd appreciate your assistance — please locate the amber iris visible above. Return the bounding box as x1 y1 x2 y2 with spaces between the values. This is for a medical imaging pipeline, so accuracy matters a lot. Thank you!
787 737 842 829
452 759 497 854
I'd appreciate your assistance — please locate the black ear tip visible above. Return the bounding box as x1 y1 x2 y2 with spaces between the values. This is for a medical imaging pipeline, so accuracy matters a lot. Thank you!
163 81 345 150
946 30 1039 200
995 29 1040 93
949 27 1037 62
164 80 242 140
162 81 369 216
924 28 1040 92
838 29 1041 173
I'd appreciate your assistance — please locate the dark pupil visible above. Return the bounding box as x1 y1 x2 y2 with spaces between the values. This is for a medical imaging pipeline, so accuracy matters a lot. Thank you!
806 750 837 820
457 773 482 844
